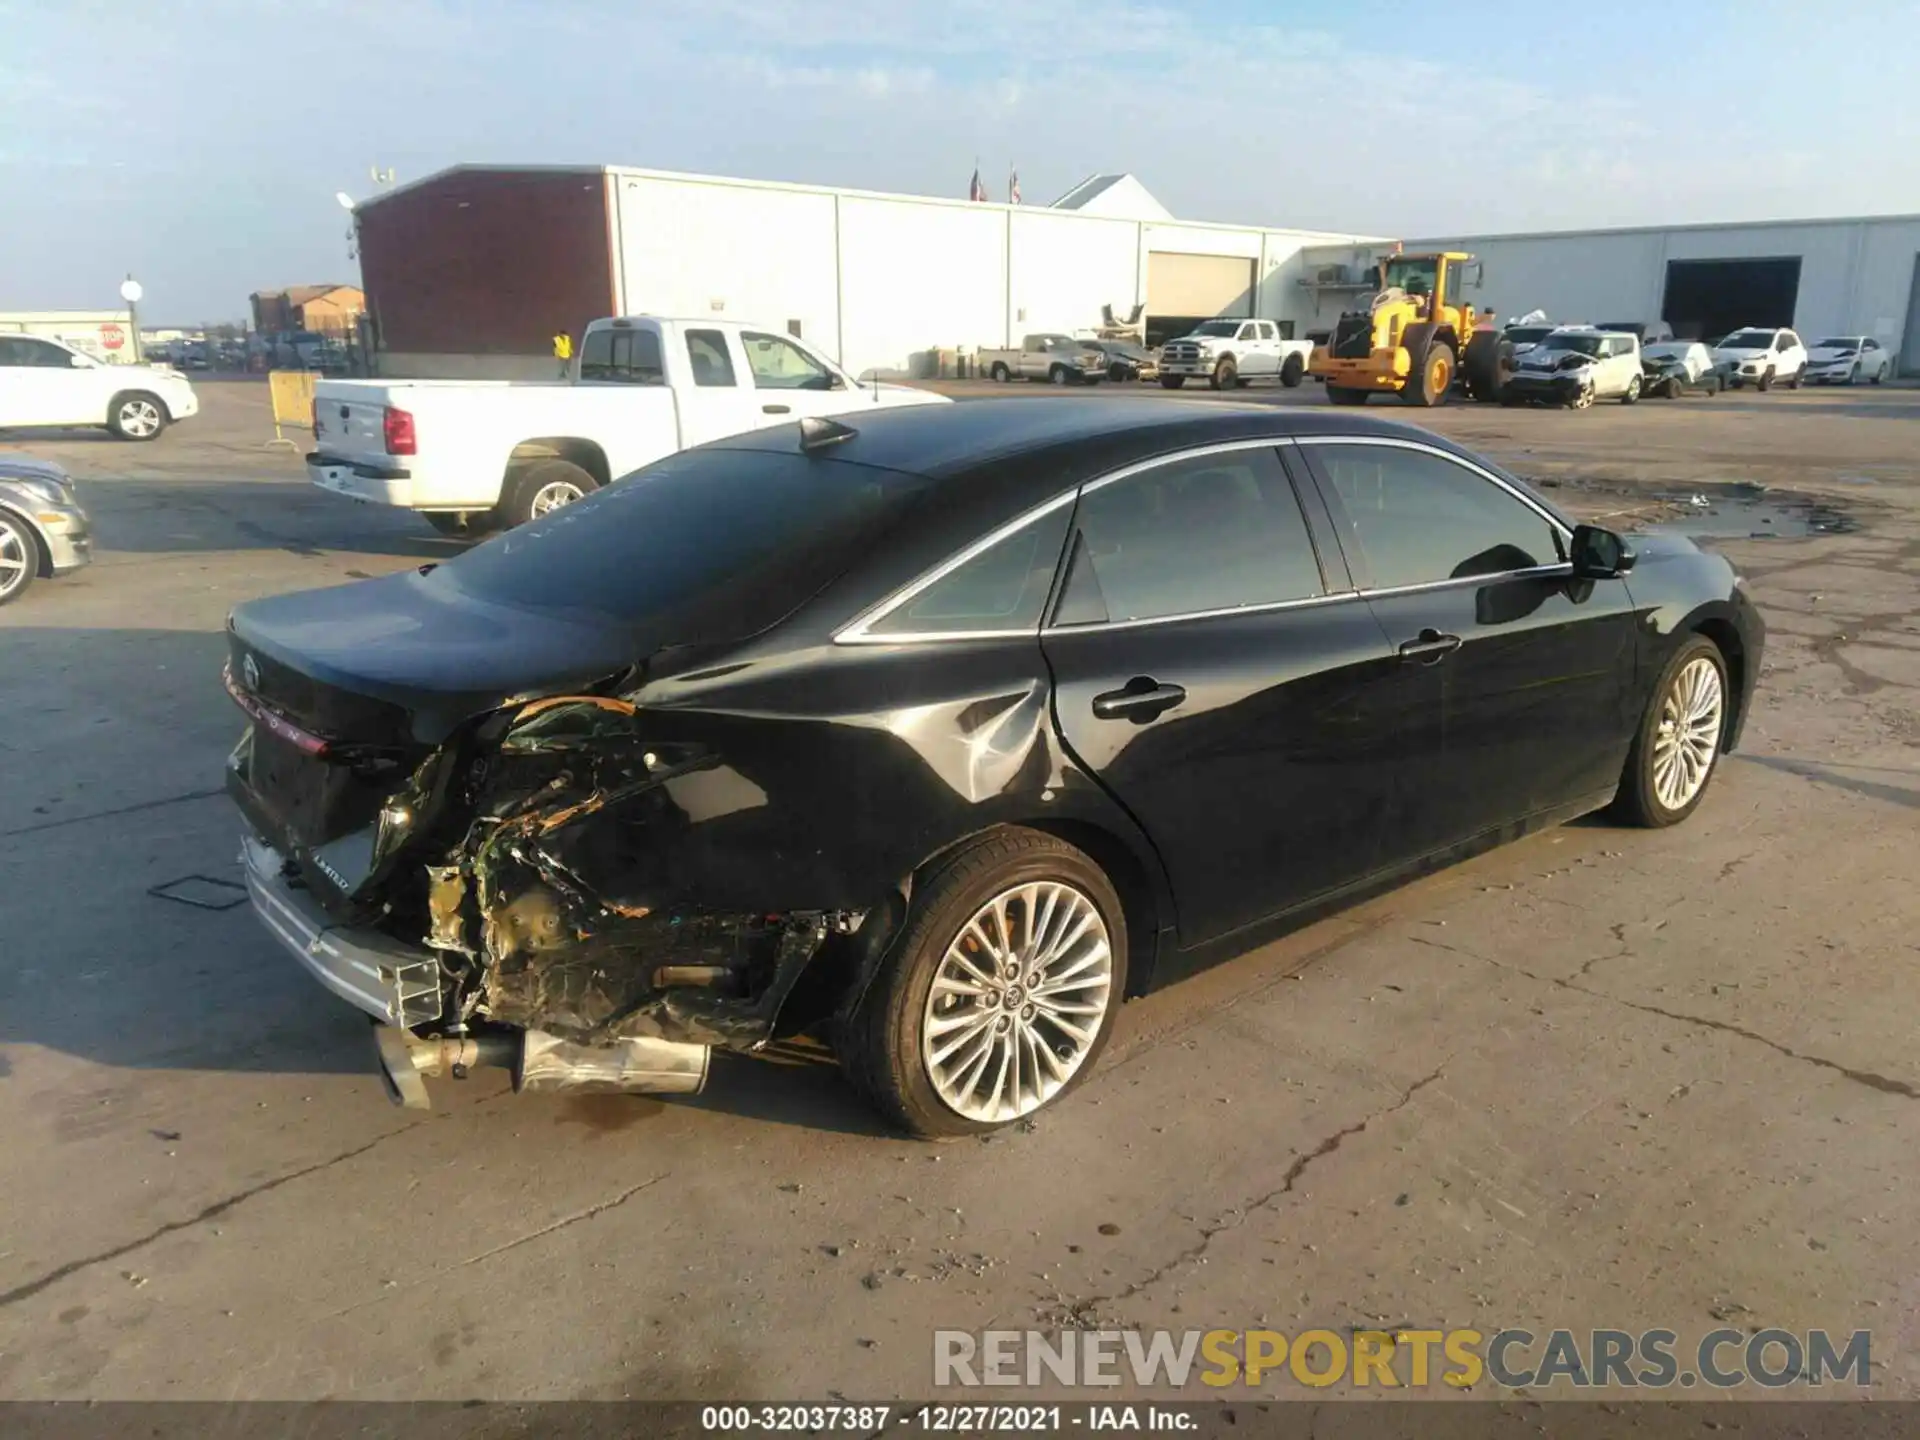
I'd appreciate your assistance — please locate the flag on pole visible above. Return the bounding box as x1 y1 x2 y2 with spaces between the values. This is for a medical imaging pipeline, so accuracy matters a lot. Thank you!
969 165 987 202
1008 167 1021 205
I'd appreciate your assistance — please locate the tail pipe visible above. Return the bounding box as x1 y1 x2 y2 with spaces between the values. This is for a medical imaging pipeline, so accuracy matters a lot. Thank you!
373 1025 710 1110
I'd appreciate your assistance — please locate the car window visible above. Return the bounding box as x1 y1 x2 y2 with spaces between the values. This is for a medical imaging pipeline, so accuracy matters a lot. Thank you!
685 330 737 388
743 331 834 390
1313 443 1563 591
1863 339 1880 351
578 327 664 385
1774 334 1791 352
0 338 72 367
1053 448 1323 625
1237 324 1256 341
867 506 1071 637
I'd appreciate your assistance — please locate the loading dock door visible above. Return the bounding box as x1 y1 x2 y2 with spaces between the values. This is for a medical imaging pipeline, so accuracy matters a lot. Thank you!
1661 257 1802 342
1147 252 1257 348
1901 253 1920 377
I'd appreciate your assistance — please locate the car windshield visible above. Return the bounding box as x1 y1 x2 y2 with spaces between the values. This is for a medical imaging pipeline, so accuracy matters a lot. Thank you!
1382 257 1439 295
1544 333 1605 357
430 447 932 630
1190 321 1239 337
1720 330 1774 348
1507 326 1555 344
1812 338 1858 351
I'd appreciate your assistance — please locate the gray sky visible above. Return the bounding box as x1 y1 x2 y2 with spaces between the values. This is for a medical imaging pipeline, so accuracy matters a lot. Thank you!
3 0 1916 324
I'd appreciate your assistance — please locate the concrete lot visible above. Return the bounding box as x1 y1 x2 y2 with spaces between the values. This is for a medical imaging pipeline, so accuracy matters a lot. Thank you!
1 379 1916 1401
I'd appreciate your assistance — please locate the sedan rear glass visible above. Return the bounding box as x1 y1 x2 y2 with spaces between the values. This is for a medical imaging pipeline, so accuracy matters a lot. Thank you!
430 449 930 630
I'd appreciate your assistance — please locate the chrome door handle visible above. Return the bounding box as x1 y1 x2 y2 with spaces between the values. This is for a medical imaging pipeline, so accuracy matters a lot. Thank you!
1398 628 1462 664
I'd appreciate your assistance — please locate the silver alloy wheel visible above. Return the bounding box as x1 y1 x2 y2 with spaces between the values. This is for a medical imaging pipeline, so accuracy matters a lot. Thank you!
528 480 584 516
1570 385 1595 410
118 398 162 437
0 518 31 599
920 880 1114 1123
1652 655 1724 811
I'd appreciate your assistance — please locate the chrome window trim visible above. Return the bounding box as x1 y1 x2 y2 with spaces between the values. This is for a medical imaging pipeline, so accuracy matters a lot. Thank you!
1291 433 1574 543
833 489 1080 645
833 434 1576 646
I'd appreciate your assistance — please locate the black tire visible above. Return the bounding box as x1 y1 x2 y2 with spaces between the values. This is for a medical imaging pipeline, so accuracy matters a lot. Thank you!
1608 635 1730 829
1279 353 1305 388
838 828 1128 1139
1325 384 1370 406
1461 335 1513 402
107 391 168 441
424 511 498 540
0 509 41 606
1209 357 1237 391
1404 340 1454 407
1785 369 1801 390
1048 365 1071 386
1160 376 1186 390
1756 367 1774 392
1870 363 1884 385
498 458 598 529
1108 363 1129 383
990 362 1011 382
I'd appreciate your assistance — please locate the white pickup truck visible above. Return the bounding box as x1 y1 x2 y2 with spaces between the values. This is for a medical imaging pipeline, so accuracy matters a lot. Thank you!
1156 319 1313 391
306 317 950 532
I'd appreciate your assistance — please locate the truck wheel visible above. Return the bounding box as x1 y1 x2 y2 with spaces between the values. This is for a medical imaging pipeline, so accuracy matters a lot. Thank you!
1048 365 1071 386
1209 357 1237 391
500 458 598 528
1280 353 1305 388
107 392 168 441
990 362 1011 382
1325 385 1369 406
1108 363 1129 383
1160 376 1186 390
0 510 40 606
837 827 1127 1138
1403 341 1454 407
1462 336 1513 402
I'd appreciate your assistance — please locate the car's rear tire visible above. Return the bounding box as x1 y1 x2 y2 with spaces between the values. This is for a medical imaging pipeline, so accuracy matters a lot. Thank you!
839 828 1128 1139
1210 357 1237 391
1160 376 1186 389
108 391 168 441
1620 374 1642 405
1609 635 1730 829
1280 353 1306 388
1785 369 1801 390
0 510 41 606
1404 340 1454 407
990 362 1011 382
499 458 598 529
1326 384 1370 406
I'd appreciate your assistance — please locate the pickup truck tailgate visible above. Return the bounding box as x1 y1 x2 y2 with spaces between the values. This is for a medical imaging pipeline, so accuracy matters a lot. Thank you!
309 384 415 505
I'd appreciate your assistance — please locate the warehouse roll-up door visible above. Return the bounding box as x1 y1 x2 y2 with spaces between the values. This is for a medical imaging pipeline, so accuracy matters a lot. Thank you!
1661 257 1802 343
1146 252 1256 347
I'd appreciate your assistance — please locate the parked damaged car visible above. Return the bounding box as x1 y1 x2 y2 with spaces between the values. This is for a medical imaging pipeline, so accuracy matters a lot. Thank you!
227 402 1763 1136
1640 341 1727 398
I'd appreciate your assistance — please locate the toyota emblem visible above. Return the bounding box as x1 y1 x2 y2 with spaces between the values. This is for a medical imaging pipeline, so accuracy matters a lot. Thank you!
242 653 261 691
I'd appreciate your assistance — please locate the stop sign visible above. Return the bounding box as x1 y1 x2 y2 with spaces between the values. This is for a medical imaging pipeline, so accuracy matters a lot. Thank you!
100 324 125 350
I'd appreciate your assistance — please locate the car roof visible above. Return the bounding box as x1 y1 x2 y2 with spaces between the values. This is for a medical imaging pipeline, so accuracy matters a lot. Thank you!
708 398 1492 490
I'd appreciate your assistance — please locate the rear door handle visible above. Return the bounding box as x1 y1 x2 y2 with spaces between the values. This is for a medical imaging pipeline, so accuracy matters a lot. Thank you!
762 403 792 415
1398 628 1462 664
1091 678 1187 723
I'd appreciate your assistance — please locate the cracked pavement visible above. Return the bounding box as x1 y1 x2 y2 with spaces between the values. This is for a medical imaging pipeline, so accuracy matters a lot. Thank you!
1 382 1916 1400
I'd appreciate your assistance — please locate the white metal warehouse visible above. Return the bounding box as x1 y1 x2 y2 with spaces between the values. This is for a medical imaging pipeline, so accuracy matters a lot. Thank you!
353 163 1920 379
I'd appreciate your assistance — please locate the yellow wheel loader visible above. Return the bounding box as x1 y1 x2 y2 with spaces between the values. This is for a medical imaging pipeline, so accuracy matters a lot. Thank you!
1308 251 1512 407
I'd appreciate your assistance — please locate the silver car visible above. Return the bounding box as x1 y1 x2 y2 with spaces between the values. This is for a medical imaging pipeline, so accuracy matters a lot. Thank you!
0 456 93 605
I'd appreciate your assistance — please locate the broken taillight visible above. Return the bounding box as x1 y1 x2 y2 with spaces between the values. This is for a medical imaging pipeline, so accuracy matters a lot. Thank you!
382 405 417 456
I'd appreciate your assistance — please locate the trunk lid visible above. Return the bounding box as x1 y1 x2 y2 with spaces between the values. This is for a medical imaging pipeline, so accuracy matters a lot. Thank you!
311 383 406 462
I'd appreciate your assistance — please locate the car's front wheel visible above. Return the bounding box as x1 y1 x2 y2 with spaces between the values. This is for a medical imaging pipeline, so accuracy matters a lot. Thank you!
0 510 41 606
840 829 1127 1138
108 392 168 441
1756 367 1774 392
1160 376 1186 389
1611 635 1729 828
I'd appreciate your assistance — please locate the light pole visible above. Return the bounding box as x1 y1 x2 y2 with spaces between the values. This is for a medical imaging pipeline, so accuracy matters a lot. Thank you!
120 275 144 363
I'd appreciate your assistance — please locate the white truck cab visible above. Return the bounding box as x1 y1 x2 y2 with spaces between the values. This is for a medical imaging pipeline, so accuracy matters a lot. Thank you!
1157 319 1312 391
306 317 949 532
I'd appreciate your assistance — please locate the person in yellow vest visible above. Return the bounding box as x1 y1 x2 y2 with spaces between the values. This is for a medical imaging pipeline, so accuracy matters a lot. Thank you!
553 331 573 378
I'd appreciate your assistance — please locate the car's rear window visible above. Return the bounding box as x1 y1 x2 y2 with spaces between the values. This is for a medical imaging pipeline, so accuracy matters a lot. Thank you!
430 448 930 631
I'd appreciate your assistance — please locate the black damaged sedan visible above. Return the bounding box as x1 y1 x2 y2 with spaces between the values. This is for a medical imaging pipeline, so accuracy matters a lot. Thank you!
226 401 1763 1136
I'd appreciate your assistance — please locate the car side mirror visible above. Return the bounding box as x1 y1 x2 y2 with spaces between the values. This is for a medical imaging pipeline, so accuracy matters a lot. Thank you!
1570 524 1635 580
69 354 91 368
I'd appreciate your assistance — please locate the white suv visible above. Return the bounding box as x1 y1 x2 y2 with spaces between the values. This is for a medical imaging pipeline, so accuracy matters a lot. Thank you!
0 335 200 440
1713 327 1808 391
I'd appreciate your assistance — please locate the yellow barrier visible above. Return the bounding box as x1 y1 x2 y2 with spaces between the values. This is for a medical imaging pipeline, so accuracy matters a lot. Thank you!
266 370 317 449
